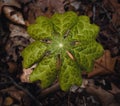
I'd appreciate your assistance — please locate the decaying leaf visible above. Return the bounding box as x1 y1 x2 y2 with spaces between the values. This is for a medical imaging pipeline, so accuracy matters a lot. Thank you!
49 0 65 13
0 15 10 45
1 86 25 102
88 50 117 78
21 64 37 82
2 5 25 25
4 24 31 62
9 24 30 38
103 0 120 27
22 0 66 23
3 97 13 106
5 36 30 62
0 86 31 106
85 80 120 106
0 0 21 14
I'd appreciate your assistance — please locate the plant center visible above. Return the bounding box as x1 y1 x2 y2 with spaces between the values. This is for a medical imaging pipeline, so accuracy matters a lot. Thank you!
49 36 70 55
59 43 63 48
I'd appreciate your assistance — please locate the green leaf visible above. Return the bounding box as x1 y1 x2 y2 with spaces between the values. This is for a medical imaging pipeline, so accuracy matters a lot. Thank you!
29 55 57 88
52 11 78 36
21 41 47 68
27 16 53 40
70 16 100 42
59 55 82 91
22 11 104 91
71 41 103 72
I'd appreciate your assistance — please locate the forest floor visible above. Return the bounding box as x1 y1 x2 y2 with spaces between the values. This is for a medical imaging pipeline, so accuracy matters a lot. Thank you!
0 0 120 106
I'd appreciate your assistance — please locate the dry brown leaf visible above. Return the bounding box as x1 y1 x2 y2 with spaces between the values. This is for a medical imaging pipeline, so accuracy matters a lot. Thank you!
0 0 21 14
2 5 25 26
88 50 117 78
7 61 17 73
0 86 32 106
20 64 37 82
49 0 65 13
103 0 120 27
1 86 25 102
3 97 14 106
24 0 65 23
85 80 120 106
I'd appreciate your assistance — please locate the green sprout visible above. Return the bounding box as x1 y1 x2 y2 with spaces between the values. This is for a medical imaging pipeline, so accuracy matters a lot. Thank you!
21 11 103 91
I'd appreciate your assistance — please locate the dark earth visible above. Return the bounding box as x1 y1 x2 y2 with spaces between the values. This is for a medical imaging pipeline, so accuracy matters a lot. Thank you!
0 0 120 106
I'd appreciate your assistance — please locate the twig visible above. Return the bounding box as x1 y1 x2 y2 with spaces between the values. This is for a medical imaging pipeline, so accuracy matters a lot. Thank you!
0 81 13 85
0 74 42 106
92 3 96 22
66 50 74 60
67 91 71 106
39 82 60 98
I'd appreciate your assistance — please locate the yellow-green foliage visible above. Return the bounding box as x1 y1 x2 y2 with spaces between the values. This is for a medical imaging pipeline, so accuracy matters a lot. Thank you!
21 11 103 91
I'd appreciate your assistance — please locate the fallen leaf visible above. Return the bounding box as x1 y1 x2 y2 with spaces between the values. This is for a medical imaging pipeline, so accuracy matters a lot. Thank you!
20 64 37 82
1 86 25 102
0 86 32 106
5 36 30 62
85 79 120 106
0 15 10 45
2 5 25 25
49 0 65 13
88 50 117 78
0 0 21 14
7 61 17 73
3 97 13 106
23 0 65 23
103 0 120 27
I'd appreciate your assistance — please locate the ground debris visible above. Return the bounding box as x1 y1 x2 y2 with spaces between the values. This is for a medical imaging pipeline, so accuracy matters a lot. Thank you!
88 50 117 78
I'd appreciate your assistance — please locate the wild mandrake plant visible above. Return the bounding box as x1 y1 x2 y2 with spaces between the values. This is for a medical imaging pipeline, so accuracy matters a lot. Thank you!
21 11 104 91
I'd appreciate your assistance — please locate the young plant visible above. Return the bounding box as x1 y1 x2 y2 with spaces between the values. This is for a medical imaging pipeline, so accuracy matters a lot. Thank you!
21 11 103 91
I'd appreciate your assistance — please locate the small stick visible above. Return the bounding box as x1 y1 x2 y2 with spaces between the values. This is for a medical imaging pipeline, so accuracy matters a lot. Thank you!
0 74 42 106
66 50 74 60
39 82 60 98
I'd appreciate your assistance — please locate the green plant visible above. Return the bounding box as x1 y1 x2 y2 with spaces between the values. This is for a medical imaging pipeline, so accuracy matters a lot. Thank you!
21 11 103 91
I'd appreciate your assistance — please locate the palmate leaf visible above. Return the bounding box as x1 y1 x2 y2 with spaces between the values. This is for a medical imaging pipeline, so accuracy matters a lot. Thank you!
52 11 78 36
69 15 103 72
69 16 100 42
59 55 82 91
27 16 53 40
30 55 57 88
21 11 104 91
21 41 47 68
71 41 103 72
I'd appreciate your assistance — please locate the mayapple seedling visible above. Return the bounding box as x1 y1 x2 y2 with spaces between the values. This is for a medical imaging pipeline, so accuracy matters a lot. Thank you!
21 11 104 91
